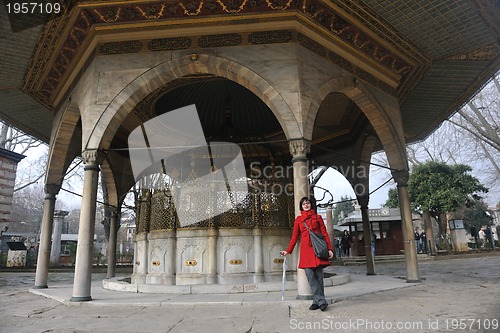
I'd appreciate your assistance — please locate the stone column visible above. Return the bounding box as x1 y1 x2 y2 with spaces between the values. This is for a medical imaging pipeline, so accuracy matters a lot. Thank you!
358 198 375 275
289 139 312 299
71 150 105 302
50 210 69 267
253 227 264 283
207 227 218 284
133 232 148 284
423 211 436 256
107 208 118 279
325 204 334 256
207 181 218 284
393 170 421 283
164 229 176 285
34 184 59 289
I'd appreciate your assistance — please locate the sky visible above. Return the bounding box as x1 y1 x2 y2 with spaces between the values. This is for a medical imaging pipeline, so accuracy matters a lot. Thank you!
312 164 393 209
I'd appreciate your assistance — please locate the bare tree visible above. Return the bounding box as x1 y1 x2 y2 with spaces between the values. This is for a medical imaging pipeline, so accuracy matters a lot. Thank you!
446 74 500 187
0 121 49 193
373 73 499 205
0 122 44 154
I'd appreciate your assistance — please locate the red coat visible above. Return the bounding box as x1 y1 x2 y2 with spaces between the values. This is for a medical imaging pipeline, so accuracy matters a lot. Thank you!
285 209 333 268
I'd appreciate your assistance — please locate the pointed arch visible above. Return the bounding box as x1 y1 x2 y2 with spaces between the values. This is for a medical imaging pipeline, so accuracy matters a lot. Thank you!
45 100 82 187
307 77 408 172
84 54 301 151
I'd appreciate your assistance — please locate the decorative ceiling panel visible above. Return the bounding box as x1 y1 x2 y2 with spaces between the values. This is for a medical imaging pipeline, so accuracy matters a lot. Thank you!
362 0 497 60
0 0 498 147
401 59 491 140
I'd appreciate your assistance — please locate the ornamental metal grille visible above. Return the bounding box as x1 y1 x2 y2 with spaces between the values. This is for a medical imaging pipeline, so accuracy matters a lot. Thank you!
150 189 177 230
135 176 294 230
137 190 151 233
260 180 293 228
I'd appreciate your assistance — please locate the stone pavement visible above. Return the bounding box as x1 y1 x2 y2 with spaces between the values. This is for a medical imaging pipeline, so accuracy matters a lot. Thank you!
1 252 499 333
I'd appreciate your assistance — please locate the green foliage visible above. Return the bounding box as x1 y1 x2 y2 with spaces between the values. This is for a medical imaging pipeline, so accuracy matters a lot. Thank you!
384 188 399 208
408 161 488 218
333 195 355 224
67 242 77 257
452 199 493 233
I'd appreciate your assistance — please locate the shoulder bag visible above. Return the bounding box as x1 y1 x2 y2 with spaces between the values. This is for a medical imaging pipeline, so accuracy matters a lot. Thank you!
302 219 330 260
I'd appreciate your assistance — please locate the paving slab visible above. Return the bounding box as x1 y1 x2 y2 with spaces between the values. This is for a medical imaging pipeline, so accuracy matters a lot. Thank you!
1 252 499 333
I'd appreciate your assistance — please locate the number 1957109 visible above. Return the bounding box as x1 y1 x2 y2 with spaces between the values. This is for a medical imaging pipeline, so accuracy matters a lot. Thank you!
5 2 61 15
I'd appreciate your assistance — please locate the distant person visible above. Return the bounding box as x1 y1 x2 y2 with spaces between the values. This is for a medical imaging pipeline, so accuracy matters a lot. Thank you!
414 228 421 253
341 230 352 257
484 226 495 250
334 237 341 258
371 231 377 255
280 196 333 311
420 230 426 254
479 228 485 248
470 226 478 248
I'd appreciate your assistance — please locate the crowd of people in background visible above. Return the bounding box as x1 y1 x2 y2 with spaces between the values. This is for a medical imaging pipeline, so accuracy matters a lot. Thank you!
478 225 496 250
414 228 427 254
332 224 497 260
333 230 353 258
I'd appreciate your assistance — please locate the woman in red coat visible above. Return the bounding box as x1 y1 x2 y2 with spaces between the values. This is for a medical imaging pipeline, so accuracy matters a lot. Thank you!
280 196 333 311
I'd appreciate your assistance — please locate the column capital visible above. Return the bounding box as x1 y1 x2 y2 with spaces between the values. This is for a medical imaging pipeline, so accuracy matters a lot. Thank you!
109 206 119 218
357 196 369 208
44 184 60 198
392 169 409 187
81 149 106 166
289 139 311 161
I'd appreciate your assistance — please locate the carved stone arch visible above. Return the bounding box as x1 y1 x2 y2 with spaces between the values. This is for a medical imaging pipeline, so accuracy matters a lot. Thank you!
307 76 408 172
100 160 119 210
84 54 301 151
356 135 379 201
45 100 82 187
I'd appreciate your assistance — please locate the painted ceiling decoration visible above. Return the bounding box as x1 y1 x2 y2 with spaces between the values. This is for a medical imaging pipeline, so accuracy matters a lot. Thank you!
23 0 421 109
1 0 498 144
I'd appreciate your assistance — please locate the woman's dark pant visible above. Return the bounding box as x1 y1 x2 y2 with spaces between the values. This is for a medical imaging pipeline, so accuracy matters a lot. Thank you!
305 267 326 306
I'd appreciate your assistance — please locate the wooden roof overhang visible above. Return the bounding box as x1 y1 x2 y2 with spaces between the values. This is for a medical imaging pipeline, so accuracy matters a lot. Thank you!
0 0 498 150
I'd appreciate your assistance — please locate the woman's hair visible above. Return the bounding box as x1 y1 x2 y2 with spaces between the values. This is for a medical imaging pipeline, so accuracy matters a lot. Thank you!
299 196 314 211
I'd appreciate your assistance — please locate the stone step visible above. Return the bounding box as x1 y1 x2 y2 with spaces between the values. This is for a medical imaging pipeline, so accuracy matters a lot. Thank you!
339 254 432 265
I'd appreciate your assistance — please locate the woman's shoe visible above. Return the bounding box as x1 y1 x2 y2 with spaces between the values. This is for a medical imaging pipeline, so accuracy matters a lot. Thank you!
320 304 328 311
309 304 320 310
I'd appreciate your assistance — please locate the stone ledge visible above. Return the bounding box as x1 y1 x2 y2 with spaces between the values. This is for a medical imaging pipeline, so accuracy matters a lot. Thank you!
102 274 350 294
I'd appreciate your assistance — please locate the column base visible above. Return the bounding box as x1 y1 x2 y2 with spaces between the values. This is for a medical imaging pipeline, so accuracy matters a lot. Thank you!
253 273 265 283
296 294 314 300
70 296 92 302
33 285 48 289
366 272 377 276
406 279 421 283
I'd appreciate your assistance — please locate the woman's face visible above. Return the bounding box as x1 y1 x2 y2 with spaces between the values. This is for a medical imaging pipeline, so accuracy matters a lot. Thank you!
301 200 311 211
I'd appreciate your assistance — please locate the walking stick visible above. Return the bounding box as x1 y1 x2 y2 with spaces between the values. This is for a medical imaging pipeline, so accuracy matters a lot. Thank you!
281 256 287 301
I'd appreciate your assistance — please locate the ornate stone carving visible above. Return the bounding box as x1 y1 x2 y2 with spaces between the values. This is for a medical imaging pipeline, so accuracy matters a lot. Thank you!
248 30 292 44
44 184 60 198
327 51 353 72
198 33 242 48
288 139 311 159
99 41 143 54
148 37 192 51
81 149 106 166
392 169 409 187
448 43 500 61
25 0 420 107
297 33 326 57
